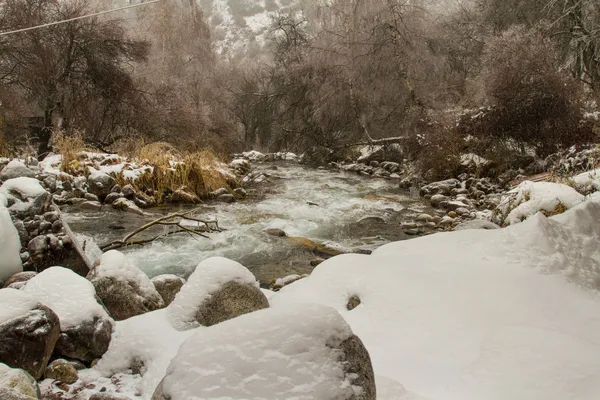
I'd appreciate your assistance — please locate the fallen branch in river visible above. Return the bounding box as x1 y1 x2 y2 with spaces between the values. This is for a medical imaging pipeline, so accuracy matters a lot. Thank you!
100 207 221 251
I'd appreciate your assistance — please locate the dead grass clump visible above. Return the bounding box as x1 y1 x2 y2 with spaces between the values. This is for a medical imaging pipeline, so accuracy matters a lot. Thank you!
541 202 568 218
52 131 90 174
119 145 237 204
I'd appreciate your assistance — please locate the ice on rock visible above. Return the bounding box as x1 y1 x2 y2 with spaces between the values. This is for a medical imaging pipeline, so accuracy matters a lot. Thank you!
153 304 375 400
272 200 600 400
23 267 110 329
0 194 22 284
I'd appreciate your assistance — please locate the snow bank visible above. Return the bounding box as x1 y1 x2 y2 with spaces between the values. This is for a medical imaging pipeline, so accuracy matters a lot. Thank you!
157 304 364 400
0 288 38 324
500 181 584 225
167 256 259 330
272 200 600 400
0 194 22 283
95 250 158 298
95 309 198 397
23 267 110 329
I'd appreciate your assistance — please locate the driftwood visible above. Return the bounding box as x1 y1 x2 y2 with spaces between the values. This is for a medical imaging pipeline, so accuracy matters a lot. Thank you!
101 208 221 251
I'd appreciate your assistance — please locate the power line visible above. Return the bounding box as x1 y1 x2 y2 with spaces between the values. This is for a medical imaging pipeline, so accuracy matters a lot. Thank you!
0 0 163 37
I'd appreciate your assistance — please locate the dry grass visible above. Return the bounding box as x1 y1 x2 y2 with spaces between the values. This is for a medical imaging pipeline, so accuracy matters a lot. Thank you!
52 131 90 174
115 142 237 204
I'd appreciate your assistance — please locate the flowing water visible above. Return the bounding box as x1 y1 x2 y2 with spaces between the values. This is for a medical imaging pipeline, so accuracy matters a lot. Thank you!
65 162 433 284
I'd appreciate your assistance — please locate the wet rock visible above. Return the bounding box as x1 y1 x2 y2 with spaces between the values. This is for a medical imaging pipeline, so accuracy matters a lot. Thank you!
43 359 78 384
440 216 455 226
2 272 37 289
264 228 287 237
112 198 144 215
416 213 432 222
420 178 460 196
310 258 325 267
79 201 103 211
455 207 471 216
87 172 116 200
0 363 40 400
217 194 236 203
47 234 61 252
88 251 164 321
211 188 228 197
0 160 36 181
55 317 113 363
453 220 501 231
357 216 385 224
27 236 48 256
151 275 186 306
233 187 247 198
104 192 122 204
84 193 100 202
38 221 52 233
430 194 448 207
109 184 121 194
445 200 469 211
42 211 59 223
447 211 458 218
171 188 200 204
347 295 361 311
0 291 60 379
121 185 135 199
12 220 29 247
89 393 131 400
51 220 63 233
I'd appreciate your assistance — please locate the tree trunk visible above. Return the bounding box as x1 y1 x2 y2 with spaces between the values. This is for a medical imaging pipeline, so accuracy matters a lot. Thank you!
37 101 54 161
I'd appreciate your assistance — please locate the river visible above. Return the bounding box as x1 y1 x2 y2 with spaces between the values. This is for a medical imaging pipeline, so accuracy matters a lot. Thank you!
65 162 434 285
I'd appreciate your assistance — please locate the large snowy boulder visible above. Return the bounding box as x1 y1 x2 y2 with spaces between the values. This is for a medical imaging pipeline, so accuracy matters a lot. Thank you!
23 267 114 362
0 289 60 379
0 363 40 400
0 178 51 218
151 275 185 306
152 304 375 400
167 257 269 330
87 170 116 200
88 251 164 321
0 195 22 285
0 160 36 181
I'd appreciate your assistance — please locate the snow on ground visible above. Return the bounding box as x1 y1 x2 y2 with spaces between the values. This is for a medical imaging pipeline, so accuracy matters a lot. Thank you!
167 257 260 331
271 199 600 400
23 267 111 329
499 181 585 225
94 309 199 398
157 304 363 400
242 150 266 161
460 153 490 167
0 194 22 283
0 288 38 323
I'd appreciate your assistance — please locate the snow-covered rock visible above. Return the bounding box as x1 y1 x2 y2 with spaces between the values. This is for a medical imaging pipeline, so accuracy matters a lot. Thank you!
0 178 51 218
572 168 600 193
87 170 116 200
0 363 40 400
88 251 164 321
95 309 198 398
499 181 585 225
167 257 268 330
0 160 36 181
272 200 600 400
152 304 375 400
23 267 114 362
151 275 185 306
242 150 266 161
0 289 60 379
0 195 22 285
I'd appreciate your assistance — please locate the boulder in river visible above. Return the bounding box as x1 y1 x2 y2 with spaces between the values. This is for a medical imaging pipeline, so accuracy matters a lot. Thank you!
87 172 116 201
88 251 165 320
167 257 269 330
0 289 60 379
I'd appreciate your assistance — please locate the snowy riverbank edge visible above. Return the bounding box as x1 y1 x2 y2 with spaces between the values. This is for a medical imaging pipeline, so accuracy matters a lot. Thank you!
28 193 600 400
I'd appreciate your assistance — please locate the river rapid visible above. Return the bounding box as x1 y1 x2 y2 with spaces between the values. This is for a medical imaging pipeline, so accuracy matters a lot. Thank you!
65 162 433 285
